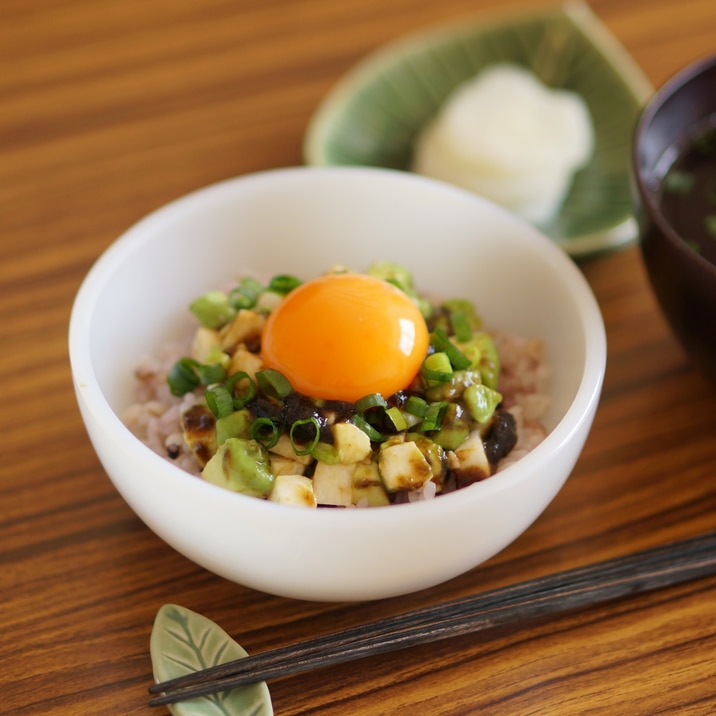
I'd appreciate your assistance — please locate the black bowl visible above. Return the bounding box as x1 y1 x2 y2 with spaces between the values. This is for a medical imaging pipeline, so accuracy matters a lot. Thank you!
632 54 716 385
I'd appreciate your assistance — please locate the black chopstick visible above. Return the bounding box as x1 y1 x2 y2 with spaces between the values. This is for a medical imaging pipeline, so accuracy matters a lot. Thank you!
148 531 716 707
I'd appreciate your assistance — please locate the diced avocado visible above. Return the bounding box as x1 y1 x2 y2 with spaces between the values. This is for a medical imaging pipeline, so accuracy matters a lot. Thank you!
190 290 235 329
215 408 252 445
464 383 503 424
313 462 354 506
407 435 447 490
352 462 390 506
269 474 317 508
201 437 274 498
310 441 340 465
430 402 470 450
378 440 432 492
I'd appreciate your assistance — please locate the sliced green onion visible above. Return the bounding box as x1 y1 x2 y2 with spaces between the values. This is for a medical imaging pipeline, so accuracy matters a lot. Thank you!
422 401 448 432
226 371 257 408
385 406 408 432
404 395 428 417
250 417 281 449
189 290 236 329
195 362 228 386
167 358 201 396
421 352 453 386
355 393 387 413
205 385 235 419
450 310 473 343
350 414 384 442
268 274 302 295
229 276 264 309
256 369 293 400
430 328 472 370
289 418 321 456
706 215 716 238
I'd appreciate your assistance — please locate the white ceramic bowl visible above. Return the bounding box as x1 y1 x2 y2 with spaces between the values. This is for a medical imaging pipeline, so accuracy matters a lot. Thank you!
69 166 606 602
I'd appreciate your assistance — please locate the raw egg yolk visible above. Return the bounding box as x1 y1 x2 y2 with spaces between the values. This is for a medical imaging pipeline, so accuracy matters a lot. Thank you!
261 273 430 402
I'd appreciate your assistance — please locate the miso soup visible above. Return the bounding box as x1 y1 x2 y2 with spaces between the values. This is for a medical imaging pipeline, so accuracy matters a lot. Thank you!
659 122 716 265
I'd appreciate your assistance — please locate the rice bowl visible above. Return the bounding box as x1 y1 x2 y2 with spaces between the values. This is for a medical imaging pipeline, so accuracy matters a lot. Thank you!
69 166 606 601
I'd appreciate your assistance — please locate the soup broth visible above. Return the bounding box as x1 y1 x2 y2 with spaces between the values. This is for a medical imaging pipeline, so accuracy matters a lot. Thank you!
658 122 716 265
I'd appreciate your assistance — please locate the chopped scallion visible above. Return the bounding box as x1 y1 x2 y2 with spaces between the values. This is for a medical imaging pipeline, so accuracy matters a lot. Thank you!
450 310 473 343
430 327 472 370
385 406 408 432
420 352 453 386
268 274 302 295
250 417 281 449
706 215 716 238
205 385 235 419
229 277 264 309
404 395 428 417
289 418 321 455
256 369 293 400
350 414 384 442
167 358 201 396
422 401 448 432
355 393 387 413
226 371 257 409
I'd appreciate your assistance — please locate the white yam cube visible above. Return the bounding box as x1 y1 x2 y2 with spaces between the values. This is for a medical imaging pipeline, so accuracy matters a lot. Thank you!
269 474 317 508
378 441 432 492
333 422 372 464
313 462 354 506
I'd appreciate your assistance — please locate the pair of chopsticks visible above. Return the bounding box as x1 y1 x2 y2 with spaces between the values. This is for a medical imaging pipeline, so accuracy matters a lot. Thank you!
148 531 716 707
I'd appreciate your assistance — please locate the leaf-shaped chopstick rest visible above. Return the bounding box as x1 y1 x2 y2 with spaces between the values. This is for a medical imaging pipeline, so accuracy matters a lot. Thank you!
150 604 273 716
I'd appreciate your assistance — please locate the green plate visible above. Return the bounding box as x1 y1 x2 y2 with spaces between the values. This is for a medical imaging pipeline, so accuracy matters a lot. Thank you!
304 1 653 257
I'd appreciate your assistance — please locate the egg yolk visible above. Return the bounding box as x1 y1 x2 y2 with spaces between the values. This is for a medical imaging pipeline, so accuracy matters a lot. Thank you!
261 273 430 402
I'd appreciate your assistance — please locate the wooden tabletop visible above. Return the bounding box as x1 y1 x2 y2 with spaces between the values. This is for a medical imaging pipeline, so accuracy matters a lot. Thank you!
3 0 716 714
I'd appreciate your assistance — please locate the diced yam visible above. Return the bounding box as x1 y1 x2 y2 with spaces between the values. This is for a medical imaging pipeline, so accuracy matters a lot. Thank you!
269 433 313 465
313 462 354 506
333 422 372 464
270 454 307 476
269 474 317 508
452 431 490 483
181 404 217 467
220 309 266 351
227 344 264 380
191 326 222 363
379 441 432 492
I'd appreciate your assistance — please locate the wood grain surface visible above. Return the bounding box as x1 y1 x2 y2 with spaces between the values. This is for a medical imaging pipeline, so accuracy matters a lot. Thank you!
2 1 715 714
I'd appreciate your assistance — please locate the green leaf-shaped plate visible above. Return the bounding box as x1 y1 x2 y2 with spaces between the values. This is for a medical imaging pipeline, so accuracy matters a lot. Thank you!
150 604 273 716
304 1 653 257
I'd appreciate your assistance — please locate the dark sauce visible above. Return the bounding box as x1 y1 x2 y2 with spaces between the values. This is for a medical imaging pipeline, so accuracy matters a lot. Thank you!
658 122 716 265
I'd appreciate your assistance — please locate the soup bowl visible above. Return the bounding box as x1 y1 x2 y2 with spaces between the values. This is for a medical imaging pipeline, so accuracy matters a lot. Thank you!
69 166 606 601
632 54 716 385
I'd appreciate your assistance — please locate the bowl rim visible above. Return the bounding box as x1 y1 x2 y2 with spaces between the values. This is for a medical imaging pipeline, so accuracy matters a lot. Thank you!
69 165 607 527
632 52 716 278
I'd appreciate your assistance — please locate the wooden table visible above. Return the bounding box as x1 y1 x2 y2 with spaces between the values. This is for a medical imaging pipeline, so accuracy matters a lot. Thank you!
3 0 716 713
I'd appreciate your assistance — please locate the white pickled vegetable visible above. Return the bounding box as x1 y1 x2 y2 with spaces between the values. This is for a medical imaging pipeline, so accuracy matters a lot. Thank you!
412 64 594 224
